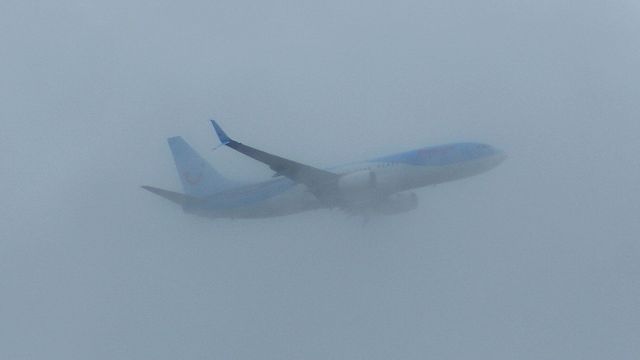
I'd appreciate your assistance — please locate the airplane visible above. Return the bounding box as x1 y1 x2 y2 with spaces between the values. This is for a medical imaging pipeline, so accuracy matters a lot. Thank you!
142 121 506 219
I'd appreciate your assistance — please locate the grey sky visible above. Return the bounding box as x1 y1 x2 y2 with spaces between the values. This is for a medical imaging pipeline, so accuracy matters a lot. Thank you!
2 0 639 359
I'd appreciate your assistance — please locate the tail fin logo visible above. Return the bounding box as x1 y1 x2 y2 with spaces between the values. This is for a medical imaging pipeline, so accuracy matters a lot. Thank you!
183 161 204 185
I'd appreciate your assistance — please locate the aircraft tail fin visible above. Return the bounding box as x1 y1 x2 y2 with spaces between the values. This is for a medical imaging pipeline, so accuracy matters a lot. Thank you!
167 136 237 197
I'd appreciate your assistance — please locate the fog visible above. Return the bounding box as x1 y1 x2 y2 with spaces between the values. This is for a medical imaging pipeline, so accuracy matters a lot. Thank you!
2 1 640 358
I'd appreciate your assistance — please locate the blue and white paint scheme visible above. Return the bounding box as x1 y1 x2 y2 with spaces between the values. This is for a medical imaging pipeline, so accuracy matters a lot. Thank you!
142 121 506 218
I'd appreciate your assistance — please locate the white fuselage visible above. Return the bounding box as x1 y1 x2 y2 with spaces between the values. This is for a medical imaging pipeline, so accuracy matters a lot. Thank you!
187 148 506 218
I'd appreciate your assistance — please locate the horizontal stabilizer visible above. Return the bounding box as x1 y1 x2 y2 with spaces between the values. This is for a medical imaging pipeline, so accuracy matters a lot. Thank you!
141 185 197 205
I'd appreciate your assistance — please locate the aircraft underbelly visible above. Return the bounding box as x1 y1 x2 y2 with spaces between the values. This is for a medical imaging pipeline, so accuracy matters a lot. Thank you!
216 184 322 218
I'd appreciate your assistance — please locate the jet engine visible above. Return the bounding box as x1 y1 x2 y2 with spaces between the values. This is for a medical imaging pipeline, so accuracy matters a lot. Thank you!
338 170 377 193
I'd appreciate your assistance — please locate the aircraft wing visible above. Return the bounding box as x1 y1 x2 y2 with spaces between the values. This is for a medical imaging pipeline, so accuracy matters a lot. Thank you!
210 120 341 204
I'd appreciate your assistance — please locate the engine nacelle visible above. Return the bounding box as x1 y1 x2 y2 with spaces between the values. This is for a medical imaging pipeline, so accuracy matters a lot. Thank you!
338 170 377 193
374 192 418 215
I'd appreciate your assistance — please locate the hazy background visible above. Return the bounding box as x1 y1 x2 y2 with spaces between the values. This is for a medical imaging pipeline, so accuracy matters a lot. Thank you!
2 0 639 358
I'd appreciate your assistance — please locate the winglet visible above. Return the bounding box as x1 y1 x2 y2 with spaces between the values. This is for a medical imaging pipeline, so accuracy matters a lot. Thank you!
210 120 231 145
